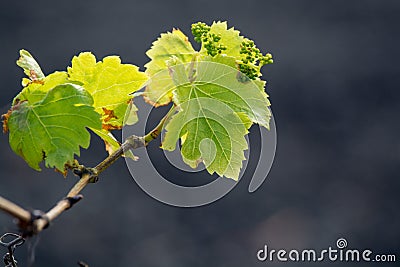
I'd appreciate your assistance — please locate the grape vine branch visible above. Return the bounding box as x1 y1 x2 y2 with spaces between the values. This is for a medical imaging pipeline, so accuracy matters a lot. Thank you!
0 21 273 240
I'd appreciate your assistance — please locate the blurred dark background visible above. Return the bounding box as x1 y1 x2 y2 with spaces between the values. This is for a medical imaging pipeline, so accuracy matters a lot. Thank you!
1 0 399 266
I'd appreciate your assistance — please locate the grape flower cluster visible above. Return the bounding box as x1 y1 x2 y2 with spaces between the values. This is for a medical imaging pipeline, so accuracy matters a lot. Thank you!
191 22 227 57
237 39 273 80
191 22 273 80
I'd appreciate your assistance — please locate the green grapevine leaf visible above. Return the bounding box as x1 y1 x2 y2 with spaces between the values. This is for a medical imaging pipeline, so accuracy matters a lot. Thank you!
161 58 271 180
143 21 273 180
7 84 101 171
144 29 196 106
68 52 148 130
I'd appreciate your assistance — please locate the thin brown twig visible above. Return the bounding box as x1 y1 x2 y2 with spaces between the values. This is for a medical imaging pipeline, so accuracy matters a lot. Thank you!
0 196 30 223
0 106 174 236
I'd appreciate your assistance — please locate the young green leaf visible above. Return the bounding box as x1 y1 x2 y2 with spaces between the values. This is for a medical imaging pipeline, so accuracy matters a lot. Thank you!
68 52 148 130
7 84 101 171
16 49 45 85
144 29 196 106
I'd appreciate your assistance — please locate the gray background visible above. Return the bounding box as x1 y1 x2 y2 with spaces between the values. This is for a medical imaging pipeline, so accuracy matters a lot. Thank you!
0 0 399 266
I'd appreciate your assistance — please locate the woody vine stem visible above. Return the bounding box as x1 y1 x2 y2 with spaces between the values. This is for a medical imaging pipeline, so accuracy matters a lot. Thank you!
0 107 172 237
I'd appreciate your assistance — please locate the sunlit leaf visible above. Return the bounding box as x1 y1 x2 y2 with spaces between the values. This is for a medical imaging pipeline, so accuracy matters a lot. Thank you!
16 49 45 85
144 29 196 106
68 52 147 129
7 84 101 171
161 58 270 180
